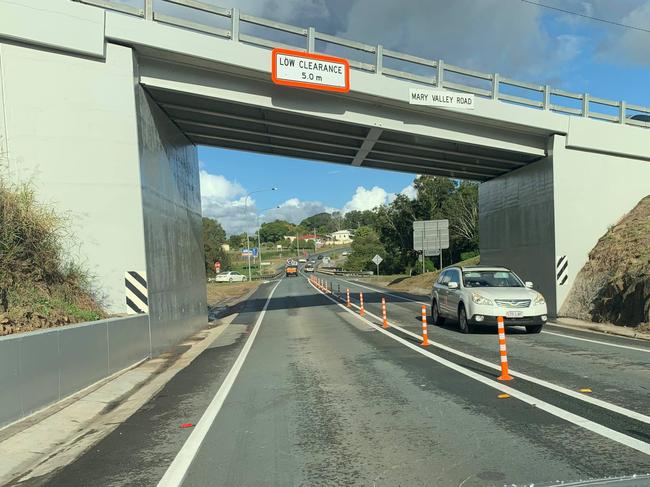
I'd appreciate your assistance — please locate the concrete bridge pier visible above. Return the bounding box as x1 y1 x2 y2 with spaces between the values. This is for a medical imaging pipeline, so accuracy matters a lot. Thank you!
0 35 206 355
480 133 650 316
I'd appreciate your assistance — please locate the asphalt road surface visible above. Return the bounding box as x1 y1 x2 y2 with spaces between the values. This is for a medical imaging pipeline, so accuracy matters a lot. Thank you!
22 272 650 487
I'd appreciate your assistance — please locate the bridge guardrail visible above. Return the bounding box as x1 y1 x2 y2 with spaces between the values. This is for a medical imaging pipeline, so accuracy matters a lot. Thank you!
73 0 650 127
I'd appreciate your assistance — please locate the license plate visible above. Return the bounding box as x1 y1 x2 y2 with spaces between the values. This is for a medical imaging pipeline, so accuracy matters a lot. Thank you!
506 311 524 318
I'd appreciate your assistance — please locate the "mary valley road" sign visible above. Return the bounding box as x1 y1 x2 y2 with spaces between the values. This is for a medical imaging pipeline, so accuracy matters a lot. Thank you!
408 88 475 109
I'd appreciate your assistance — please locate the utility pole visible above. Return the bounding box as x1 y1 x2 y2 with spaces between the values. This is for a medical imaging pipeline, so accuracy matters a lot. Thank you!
243 187 278 281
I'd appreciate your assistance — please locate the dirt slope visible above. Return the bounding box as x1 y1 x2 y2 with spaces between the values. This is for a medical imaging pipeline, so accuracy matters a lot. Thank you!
560 195 650 327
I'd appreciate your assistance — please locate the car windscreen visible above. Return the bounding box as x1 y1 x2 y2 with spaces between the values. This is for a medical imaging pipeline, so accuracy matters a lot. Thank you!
462 270 523 288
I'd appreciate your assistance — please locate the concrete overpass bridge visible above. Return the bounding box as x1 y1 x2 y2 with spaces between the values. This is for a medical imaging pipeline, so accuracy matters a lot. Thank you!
1 0 648 353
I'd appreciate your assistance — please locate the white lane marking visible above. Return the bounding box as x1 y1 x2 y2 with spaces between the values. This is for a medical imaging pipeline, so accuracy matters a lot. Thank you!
309 280 650 455
333 276 650 353
542 330 650 354
324 284 650 426
157 280 282 487
333 276 429 305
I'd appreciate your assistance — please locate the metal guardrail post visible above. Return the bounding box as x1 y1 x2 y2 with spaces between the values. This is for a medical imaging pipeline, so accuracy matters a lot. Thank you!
231 8 239 41
437 59 444 88
492 73 499 101
144 0 153 20
307 27 315 52
619 101 626 124
543 85 550 110
582 93 589 118
375 44 383 75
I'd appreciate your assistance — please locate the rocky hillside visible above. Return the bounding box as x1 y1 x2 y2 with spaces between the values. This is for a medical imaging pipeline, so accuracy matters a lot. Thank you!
560 196 650 327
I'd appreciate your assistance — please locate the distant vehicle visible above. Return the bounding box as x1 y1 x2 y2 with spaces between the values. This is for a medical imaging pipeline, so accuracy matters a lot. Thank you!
309 259 316 263
341 251 350 256
304 264 315 272
630 114 650 122
286 259 298 266
298 258 307 263
317 255 324 260
431 265 548 334
285 264 298 277
213 271 247 283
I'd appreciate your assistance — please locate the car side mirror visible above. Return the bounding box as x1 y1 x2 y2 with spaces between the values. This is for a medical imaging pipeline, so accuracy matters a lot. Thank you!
448 282 459 289
525 281 534 288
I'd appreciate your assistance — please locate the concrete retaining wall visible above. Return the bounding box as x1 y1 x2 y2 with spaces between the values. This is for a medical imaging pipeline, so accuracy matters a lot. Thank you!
0 315 150 429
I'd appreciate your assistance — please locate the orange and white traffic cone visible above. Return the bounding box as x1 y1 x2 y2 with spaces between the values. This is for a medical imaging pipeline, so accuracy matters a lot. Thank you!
359 291 365 317
497 316 513 381
381 297 389 328
346 288 351 307
421 305 429 346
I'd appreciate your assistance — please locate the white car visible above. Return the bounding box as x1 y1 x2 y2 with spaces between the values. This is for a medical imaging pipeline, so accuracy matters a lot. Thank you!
431 265 548 334
213 271 247 283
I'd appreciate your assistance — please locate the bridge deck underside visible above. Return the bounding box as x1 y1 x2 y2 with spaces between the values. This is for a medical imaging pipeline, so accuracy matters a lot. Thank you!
145 86 541 181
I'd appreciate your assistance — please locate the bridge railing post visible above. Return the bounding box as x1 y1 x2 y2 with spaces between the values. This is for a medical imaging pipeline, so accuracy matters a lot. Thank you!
582 93 590 118
307 27 315 52
231 8 240 41
492 73 499 101
375 44 383 75
619 101 627 124
436 59 444 88
144 0 153 20
543 85 551 111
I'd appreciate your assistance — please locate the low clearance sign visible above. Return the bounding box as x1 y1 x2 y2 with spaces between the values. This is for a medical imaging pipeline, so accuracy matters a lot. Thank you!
272 48 350 93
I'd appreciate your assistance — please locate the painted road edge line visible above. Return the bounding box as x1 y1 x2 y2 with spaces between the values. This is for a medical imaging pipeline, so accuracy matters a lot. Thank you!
157 280 282 487
334 276 429 305
543 330 650 353
309 280 650 455
339 289 650 426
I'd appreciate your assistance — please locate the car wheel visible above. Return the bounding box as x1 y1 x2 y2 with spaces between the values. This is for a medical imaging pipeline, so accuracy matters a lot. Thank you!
432 299 445 326
458 305 472 334
526 324 543 334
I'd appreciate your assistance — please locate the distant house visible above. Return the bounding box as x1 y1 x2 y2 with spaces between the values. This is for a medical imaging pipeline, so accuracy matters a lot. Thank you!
330 230 353 244
283 235 296 243
221 243 230 252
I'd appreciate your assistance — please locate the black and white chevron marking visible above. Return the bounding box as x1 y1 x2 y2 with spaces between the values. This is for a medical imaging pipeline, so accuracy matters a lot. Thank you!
556 255 569 286
125 271 148 314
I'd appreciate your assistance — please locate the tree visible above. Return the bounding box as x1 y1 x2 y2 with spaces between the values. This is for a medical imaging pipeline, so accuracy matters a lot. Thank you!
259 219 294 243
344 226 385 271
444 181 479 262
343 210 375 229
300 212 336 234
228 233 247 249
202 217 230 274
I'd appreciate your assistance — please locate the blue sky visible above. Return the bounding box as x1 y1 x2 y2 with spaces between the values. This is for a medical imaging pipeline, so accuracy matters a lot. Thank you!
195 0 650 235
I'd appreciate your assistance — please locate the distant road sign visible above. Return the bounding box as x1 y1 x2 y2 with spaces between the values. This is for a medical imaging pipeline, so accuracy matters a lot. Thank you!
272 48 350 93
408 89 475 109
413 220 449 251
372 255 383 265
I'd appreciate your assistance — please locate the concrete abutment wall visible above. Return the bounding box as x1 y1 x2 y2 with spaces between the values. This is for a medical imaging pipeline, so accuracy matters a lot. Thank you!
480 134 650 316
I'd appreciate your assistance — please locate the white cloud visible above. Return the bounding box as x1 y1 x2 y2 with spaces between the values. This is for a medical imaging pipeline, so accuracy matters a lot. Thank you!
263 198 335 225
400 184 417 200
342 186 394 213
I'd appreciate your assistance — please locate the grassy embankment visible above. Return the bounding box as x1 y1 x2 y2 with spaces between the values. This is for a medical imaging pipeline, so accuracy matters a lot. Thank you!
0 179 104 335
358 256 481 295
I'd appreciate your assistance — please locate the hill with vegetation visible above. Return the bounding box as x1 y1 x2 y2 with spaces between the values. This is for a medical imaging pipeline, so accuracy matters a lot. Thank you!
560 195 650 327
0 179 104 335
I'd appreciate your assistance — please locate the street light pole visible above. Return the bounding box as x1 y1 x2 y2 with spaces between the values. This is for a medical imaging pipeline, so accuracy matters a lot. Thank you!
255 205 279 277
244 187 278 281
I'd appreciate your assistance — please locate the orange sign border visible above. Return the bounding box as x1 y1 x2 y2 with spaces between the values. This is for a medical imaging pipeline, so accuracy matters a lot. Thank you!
272 48 350 93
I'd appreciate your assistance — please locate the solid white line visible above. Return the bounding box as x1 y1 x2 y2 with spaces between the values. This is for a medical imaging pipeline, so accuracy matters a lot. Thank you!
311 281 650 446
333 276 429 305
343 296 650 426
157 279 282 487
542 330 650 354
334 276 650 353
